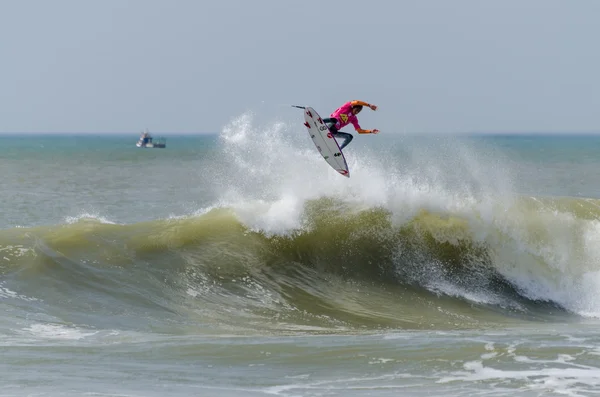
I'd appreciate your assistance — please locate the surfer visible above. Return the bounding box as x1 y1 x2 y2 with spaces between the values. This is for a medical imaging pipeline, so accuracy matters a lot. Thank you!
323 100 379 150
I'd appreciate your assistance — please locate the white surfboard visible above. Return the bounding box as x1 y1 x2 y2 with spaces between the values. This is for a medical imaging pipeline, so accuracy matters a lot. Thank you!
302 107 350 178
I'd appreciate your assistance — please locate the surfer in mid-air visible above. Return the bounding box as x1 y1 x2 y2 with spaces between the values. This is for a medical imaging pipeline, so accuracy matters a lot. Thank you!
323 100 379 150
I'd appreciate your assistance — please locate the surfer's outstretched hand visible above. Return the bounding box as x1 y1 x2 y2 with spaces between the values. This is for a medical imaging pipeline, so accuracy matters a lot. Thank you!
372 129 380 134
369 104 377 111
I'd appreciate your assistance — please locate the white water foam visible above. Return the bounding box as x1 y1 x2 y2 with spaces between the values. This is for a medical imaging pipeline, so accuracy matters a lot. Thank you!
438 346 600 397
21 323 98 340
0 283 38 301
65 212 117 225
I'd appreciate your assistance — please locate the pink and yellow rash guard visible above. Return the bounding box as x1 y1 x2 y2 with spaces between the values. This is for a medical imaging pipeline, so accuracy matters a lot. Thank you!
330 101 361 131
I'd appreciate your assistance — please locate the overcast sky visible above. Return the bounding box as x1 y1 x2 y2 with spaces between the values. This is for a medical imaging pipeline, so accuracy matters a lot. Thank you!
1 0 599 134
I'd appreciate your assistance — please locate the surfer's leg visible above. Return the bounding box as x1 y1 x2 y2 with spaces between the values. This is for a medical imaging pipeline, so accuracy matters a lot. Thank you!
323 118 338 131
322 118 352 149
335 131 353 150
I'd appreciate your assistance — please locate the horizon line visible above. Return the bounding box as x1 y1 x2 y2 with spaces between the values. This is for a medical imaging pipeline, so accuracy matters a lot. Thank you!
1 131 600 136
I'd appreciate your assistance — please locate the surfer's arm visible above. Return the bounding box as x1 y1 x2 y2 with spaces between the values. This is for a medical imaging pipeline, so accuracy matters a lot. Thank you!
351 120 378 134
351 100 377 111
351 120 375 134
351 118 379 134
356 128 377 134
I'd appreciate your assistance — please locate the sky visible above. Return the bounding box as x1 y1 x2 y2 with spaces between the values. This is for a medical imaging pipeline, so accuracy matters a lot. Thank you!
1 0 599 134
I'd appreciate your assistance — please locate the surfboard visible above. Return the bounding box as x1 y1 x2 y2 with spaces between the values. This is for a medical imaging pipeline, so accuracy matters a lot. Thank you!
302 107 350 178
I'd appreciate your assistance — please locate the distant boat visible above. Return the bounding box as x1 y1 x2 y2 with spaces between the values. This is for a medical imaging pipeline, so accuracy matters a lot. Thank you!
136 129 166 148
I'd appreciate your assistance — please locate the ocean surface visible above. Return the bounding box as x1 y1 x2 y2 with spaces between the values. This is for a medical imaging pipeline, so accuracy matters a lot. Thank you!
2 114 600 396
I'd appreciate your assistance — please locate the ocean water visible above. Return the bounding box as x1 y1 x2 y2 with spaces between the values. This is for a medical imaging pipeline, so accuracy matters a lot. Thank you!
2 114 600 396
